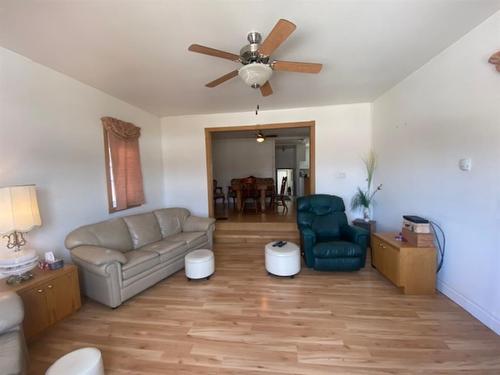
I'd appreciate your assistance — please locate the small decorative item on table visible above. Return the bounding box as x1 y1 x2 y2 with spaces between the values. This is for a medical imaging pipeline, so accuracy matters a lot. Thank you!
38 252 64 271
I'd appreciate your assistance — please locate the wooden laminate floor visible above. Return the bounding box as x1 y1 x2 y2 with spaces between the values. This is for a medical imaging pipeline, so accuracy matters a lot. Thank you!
214 200 295 223
28 244 500 374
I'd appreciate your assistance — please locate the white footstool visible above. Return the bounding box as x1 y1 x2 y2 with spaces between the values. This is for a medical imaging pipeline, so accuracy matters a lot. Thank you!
265 241 301 277
46 347 104 375
185 249 214 280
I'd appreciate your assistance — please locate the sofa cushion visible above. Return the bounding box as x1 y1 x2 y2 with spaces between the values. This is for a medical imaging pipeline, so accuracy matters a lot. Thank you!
313 241 362 258
123 213 162 249
139 239 188 263
153 208 190 238
0 331 25 375
167 232 207 248
65 218 133 252
122 250 160 280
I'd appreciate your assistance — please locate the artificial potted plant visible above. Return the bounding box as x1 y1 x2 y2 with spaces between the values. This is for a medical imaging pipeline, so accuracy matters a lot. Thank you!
351 151 382 221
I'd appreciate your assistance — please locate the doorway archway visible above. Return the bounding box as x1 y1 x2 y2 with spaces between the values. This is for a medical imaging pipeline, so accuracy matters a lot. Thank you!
204 120 316 217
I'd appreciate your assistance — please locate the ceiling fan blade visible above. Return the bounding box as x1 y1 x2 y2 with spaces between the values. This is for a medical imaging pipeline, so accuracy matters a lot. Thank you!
260 81 273 96
205 70 239 88
273 60 322 73
188 44 240 62
259 19 296 57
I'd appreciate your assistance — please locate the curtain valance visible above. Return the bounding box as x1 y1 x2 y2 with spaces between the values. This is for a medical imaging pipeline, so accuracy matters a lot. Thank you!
101 116 141 140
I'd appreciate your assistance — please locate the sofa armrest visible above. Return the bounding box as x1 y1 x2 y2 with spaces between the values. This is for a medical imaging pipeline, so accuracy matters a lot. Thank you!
300 227 317 268
341 225 369 249
0 292 24 333
70 245 127 266
182 216 216 232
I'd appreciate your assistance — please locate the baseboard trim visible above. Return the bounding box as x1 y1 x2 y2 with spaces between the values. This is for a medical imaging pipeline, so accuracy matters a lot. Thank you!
437 279 500 335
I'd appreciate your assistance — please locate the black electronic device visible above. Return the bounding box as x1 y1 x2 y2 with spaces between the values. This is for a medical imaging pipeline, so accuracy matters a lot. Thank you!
402 215 429 224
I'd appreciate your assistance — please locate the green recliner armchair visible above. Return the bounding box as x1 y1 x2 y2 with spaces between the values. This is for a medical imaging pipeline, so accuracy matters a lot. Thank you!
297 194 369 271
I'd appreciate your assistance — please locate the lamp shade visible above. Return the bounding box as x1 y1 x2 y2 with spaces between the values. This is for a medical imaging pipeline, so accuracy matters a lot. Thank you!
238 63 273 88
0 185 41 234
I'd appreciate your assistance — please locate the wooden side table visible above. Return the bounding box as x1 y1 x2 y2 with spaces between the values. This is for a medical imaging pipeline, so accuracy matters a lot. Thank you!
352 219 376 267
371 232 436 294
0 264 81 341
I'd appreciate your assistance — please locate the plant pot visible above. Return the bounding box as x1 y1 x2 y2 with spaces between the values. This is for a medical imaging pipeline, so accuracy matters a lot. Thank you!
363 207 371 221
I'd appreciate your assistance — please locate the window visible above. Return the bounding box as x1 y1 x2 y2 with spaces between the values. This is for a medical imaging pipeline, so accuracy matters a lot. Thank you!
102 116 145 212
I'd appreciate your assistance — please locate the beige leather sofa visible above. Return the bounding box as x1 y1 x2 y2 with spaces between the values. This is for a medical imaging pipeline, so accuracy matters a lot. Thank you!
65 208 215 308
0 292 27 375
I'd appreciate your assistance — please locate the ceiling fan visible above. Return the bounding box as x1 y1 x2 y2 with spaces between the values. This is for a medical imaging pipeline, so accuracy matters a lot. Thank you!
188 19 323 97
256 130 278 143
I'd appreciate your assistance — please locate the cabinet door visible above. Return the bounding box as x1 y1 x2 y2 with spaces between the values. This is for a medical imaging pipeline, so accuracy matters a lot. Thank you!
382 244 401 286
46 272 78 322
372 239 385 271
19 287 51 339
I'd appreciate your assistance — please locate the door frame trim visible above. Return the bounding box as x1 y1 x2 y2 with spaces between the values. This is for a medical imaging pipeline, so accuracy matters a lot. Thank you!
205 120 316 217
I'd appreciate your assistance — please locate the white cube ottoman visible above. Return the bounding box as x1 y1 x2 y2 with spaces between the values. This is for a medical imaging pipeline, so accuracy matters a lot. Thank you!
185 249 214 280
265 241 301 277
46 347 104 375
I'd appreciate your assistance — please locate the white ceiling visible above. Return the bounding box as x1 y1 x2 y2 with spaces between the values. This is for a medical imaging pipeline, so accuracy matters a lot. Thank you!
1 1 499 117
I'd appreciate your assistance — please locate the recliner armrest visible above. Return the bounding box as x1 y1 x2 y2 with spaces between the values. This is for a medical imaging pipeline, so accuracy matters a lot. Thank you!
70 245 127 266
183 216 216 232
299 227 317 268
340 225 369 248
301 227 317 244
0 292 24 333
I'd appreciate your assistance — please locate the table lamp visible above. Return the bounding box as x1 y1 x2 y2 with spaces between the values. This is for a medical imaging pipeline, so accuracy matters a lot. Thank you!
0 185 42 284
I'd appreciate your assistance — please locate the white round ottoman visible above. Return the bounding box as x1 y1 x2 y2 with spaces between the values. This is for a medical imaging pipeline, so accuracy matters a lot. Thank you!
46 347 104 375
185 249 214 280
265 241 301 277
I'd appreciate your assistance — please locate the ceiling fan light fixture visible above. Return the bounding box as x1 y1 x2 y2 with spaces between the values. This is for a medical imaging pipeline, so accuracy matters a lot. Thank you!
238 63 273 88
256 131 265 143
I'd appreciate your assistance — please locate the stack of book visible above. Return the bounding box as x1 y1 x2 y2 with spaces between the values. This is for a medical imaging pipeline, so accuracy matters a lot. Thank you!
402 216 434 247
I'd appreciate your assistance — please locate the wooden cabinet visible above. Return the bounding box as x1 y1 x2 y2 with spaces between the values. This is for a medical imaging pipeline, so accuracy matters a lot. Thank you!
0 265 81 341
372 233 436 295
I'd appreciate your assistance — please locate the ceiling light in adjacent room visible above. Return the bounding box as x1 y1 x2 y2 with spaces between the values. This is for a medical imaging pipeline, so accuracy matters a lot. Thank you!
256 131 265 143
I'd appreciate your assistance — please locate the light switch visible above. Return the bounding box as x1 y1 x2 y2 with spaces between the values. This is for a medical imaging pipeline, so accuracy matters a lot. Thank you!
459 158 472 171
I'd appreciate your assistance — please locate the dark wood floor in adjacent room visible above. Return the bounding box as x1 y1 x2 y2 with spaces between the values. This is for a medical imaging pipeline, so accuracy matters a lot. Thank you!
28 243 500 374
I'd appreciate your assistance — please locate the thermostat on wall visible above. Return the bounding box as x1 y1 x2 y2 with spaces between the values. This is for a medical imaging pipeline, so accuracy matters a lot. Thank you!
459 158 472 172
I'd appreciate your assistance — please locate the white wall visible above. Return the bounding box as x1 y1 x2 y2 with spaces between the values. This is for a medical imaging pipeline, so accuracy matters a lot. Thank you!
212 138 275 192
161 103 372 218
372 12 500 334
0 47 164 261
275 146 296 169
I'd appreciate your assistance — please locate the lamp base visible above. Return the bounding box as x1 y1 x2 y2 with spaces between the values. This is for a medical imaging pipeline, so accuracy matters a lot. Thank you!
0 248 39 283
6 271 34 285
